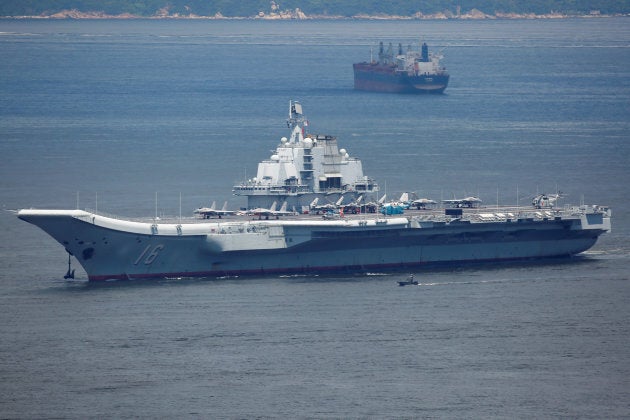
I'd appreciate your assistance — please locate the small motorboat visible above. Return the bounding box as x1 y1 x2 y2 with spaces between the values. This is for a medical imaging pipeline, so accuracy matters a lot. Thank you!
398 274 418 286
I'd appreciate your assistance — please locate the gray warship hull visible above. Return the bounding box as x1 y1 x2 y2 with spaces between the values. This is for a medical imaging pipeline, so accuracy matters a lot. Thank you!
18 206 610 281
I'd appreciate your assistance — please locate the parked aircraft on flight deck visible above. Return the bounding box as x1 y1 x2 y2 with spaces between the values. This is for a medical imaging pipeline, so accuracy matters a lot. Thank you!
310 196 345 214
194 201 236 219
247 201 296 219
532 192 564 209
411 198 437 209
442 196 483 208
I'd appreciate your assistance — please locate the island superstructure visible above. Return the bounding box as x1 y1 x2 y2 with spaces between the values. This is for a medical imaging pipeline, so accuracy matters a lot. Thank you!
233 101 378 211
17 102 611 282
353 42 449 94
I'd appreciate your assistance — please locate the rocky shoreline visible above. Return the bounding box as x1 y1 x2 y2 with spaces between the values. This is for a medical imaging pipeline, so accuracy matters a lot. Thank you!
2 8 625 20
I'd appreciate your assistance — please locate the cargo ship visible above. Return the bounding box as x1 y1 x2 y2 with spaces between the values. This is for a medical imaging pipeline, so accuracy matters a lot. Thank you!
17 102 611 281
353 42 449 94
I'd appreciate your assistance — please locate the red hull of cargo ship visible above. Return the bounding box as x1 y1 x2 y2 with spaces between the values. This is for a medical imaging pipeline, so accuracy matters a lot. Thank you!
353 63 449 94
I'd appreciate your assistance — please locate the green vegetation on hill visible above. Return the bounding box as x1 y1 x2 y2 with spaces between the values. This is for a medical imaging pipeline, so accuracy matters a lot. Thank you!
1 0 628 17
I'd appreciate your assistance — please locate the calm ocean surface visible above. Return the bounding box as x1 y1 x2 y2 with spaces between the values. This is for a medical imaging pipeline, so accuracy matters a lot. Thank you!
1 18 629 418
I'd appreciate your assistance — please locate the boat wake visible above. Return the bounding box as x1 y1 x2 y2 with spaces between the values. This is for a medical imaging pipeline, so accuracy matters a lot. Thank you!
279 274 319 278
418 278 521 287
581 248 630 260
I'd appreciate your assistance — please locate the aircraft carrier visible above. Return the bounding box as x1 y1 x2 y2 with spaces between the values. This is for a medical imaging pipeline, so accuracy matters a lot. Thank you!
17 102 611 281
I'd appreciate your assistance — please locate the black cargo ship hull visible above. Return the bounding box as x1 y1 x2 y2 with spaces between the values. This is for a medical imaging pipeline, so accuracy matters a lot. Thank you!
353 63 449 94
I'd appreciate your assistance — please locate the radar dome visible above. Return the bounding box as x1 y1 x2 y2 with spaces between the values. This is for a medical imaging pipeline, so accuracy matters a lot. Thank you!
271 155 280 161
339 148 347 155
280 137 288 144
303 138 313 148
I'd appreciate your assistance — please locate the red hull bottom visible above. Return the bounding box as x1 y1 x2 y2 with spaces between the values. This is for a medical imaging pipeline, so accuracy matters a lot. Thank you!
354 79 447 94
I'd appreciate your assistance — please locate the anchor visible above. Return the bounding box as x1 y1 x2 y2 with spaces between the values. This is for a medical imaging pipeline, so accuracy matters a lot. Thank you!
63 251 75 279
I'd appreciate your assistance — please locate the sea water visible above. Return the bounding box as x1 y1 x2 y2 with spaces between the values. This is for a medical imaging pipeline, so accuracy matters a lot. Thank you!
0 18 629 418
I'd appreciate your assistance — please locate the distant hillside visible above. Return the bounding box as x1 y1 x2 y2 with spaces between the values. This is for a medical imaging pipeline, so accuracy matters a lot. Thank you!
1 0 628 18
